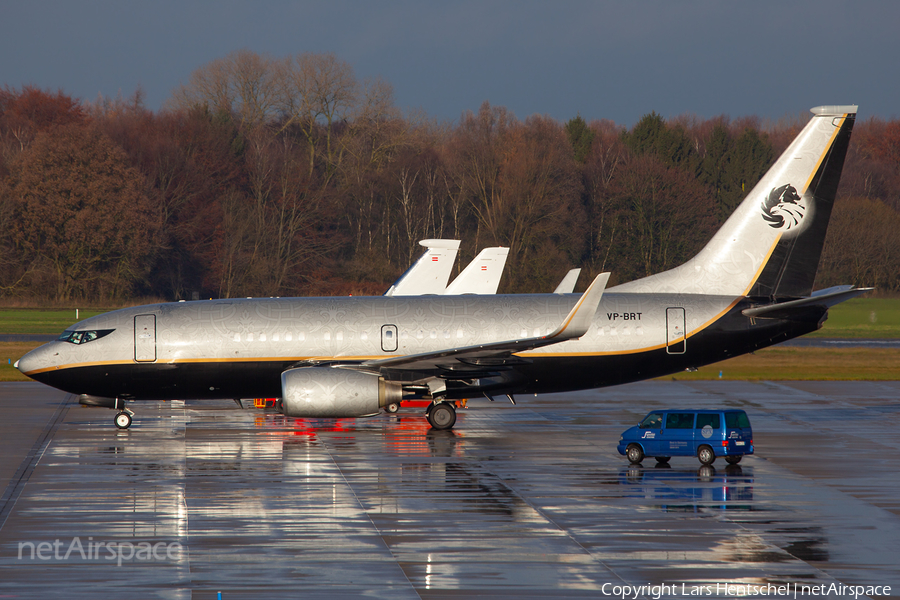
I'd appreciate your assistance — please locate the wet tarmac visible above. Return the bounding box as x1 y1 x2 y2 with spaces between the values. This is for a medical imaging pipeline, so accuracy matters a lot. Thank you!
1 380 898 599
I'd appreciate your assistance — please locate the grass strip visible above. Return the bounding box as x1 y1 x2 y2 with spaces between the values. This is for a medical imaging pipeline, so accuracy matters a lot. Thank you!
0 309 107 335
667 346 900 381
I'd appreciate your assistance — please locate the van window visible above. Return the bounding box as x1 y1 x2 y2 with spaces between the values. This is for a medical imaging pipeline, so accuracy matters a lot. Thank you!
665 413 694 429
725 411 751 428
639 413 663 429
696 413 721 429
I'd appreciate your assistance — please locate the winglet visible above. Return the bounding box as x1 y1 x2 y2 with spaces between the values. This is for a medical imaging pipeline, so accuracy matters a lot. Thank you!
547 272 609 340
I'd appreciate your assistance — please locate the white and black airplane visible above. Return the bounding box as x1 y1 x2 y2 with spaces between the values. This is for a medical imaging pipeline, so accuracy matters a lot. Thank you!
17 105 865 431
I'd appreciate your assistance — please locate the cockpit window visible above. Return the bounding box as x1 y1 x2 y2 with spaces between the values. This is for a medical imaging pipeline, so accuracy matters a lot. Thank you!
58 329 114 344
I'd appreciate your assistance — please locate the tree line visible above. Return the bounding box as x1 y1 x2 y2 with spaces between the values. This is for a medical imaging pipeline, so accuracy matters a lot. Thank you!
1 50 898 302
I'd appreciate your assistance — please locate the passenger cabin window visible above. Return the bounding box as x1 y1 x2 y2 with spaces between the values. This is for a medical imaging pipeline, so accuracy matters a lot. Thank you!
695 414 721 429
725 412 751 428
58 329 114 345
665 413 695 429
639 413 663 429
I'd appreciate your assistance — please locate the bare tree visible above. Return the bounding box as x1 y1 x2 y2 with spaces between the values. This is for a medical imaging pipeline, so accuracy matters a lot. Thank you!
171 49 282 130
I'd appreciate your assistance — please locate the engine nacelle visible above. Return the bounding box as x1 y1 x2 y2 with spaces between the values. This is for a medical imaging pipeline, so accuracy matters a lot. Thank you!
281 367 402 418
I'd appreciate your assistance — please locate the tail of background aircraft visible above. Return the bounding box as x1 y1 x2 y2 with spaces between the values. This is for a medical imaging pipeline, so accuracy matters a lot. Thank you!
553 268 581 294
384 239 460 296
611 105 857 299
445 247 509 295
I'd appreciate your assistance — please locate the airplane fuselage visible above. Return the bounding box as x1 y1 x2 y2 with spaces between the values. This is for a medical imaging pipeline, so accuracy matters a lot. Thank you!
19 292 822 402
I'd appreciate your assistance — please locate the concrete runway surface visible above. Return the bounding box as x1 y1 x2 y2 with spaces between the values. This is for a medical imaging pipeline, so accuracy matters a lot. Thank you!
0 380 898 599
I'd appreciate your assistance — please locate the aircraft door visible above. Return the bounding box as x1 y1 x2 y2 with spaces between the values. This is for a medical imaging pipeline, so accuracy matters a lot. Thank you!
381 324 398 352
134 314 157 362
666 307 686 354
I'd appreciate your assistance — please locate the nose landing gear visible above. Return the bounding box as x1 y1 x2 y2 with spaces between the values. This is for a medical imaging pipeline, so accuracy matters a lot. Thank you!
112 398 134 430
114 410 134 429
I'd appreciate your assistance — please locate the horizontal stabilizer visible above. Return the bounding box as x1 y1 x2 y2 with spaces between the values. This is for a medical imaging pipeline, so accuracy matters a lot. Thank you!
742 287 871 320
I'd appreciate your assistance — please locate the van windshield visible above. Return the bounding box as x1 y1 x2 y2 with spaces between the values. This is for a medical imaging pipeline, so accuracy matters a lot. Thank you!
639 413 662 429
725 411 751 428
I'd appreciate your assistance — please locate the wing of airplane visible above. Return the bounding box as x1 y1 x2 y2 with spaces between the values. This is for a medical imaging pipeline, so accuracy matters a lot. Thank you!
553 268 581 294
444 247 509 295
384 239 460 296
362 272 609 372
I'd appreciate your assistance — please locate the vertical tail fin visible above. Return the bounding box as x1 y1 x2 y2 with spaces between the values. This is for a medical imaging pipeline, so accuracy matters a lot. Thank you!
553 268 582 294
445 247 509 294
384 239 460 296
611 105 857 297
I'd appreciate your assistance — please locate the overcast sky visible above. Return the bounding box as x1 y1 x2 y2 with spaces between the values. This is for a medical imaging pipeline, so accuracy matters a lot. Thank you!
2 1 897 127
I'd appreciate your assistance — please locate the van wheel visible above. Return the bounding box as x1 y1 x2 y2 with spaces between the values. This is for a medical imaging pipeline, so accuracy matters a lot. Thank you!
697 445 716 465
725 455 742 465
626 444 644 464
655 456 670 464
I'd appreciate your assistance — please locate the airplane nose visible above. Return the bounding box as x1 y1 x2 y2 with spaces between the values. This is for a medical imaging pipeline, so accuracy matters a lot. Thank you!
16 343 57 376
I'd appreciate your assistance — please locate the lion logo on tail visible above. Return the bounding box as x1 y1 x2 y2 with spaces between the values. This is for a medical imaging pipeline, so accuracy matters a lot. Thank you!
761 184 807 231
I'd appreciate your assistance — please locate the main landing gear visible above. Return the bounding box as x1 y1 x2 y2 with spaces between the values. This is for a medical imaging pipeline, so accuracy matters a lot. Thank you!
426 401 456 430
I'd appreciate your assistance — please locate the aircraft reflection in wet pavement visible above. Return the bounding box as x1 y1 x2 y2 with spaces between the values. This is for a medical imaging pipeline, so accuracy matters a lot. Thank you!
17 106 868 431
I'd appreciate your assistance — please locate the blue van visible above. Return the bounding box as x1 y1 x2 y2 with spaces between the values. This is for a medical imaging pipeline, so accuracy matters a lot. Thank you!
617 409 754 465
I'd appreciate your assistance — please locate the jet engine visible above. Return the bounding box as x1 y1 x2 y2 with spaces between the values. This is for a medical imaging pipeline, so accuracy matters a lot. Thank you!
281 367 402 418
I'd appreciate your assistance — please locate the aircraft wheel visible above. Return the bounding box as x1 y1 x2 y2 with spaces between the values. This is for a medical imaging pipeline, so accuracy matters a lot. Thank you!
725 455 742 465
114 412 132 430
427 402 456 430
697 445 716 465
625 444 644 464
385 402 400 414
